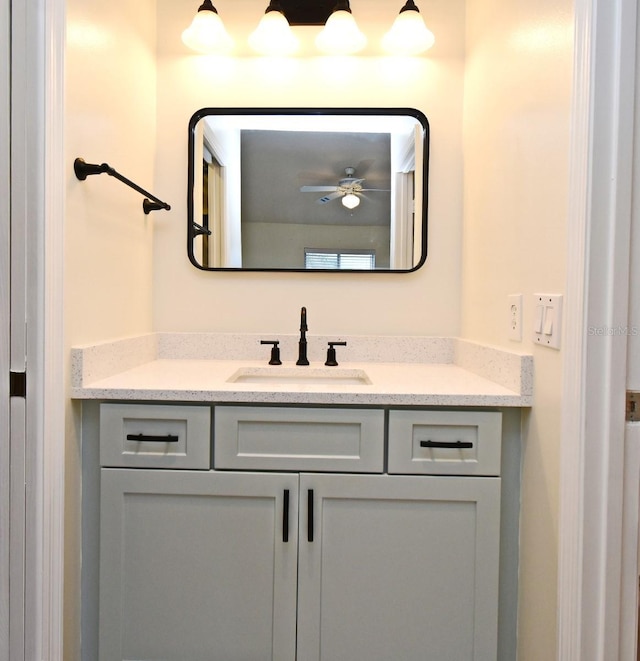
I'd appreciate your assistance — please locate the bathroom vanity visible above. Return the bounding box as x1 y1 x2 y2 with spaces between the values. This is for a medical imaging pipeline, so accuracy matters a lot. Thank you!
74 333 532 661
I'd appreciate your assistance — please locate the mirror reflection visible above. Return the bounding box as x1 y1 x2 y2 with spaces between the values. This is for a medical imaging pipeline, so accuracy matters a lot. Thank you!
187 108 429 272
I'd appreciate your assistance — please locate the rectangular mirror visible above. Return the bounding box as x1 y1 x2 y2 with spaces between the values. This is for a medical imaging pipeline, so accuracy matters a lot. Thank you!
187 108 429 272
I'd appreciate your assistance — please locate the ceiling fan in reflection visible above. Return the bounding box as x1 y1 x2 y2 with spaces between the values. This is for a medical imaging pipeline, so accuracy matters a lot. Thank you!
299 166 390 209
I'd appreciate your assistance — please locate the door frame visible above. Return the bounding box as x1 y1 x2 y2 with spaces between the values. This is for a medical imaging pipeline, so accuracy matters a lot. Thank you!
19 0 66 658
558 0 639 658
619 427 640 658
41 0 66 655
1 0 10 656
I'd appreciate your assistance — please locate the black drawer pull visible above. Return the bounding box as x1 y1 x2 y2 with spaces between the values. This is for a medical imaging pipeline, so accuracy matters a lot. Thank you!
308 489 314 543
420 440 473 449
126 433 180 443
283 489 290 543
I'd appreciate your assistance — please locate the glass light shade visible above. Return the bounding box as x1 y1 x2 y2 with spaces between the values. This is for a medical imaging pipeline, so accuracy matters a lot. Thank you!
249 10 299 55
382 9 435 55
315 10 367 55
182 9 234 54
342 193 360 209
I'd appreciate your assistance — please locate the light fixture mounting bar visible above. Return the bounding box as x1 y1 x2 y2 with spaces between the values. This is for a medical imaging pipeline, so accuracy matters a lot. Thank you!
277 0 335 25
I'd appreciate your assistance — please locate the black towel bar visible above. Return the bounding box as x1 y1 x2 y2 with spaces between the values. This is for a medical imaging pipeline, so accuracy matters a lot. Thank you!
74 157 171 214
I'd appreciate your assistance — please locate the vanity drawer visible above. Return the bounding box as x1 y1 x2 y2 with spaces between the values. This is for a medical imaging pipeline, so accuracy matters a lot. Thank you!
388 410 502 476
100 403 211 469
214 406 384 472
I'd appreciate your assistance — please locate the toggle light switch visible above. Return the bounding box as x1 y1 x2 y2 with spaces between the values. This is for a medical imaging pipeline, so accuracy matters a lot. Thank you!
543 306 555 335
533 294 563 349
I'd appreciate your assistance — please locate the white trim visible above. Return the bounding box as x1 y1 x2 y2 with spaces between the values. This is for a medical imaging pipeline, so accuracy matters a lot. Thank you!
557 0 593 655
558 0 638 659
0 0 10 655
41 0 66 657
11 0 67 657
11 0 42 656
620 425 640 660
390 171 413 270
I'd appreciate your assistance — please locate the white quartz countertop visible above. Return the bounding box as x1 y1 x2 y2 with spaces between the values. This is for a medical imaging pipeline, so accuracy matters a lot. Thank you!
71 334 533 407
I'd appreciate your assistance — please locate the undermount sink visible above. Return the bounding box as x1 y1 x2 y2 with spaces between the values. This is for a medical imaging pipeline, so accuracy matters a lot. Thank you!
227 366 372 386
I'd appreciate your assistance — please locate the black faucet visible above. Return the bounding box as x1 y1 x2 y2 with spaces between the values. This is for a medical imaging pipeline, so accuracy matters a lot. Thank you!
296 307 310 365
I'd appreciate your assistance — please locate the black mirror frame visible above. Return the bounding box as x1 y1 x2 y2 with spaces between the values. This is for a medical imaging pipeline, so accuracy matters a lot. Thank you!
187 107 430 273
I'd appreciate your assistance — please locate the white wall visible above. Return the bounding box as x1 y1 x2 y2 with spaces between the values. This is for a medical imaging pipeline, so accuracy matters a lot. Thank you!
242 223 391 269
64 0 157 657
65 0 157 345
153 0 466 336
461 1 574 658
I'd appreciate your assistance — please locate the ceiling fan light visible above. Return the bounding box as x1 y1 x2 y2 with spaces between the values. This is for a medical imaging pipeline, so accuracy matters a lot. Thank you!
316 8 367 55
382 1 435 55
342 193 360 209
182 1 234 54
249 4 299 56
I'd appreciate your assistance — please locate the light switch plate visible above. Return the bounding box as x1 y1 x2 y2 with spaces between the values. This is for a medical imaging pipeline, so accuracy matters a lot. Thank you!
508 294 523 341
533 294 563 349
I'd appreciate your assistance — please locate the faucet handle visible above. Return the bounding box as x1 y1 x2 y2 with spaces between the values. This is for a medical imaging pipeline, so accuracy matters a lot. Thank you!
260 340 282 365
325 341 347 367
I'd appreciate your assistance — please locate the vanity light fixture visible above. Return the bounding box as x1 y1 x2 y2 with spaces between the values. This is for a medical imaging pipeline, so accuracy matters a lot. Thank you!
181 0 436 56
315 0 367 55
249 0 299 56
382 0 435 55
182 0 234 54
341 193 360 209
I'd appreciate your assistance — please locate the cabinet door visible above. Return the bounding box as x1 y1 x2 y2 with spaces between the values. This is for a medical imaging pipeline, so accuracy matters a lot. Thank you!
99 469 298 661
296 474 501 661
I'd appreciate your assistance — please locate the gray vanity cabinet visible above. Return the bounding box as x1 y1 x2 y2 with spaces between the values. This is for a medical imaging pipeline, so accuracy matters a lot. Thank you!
296 473 501 661
99 469 300 661
97 404 503 661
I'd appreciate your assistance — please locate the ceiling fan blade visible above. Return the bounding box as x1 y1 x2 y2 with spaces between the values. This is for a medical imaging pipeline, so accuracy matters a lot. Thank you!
360 188 391 192
300 185 339 193
317 191 342 204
